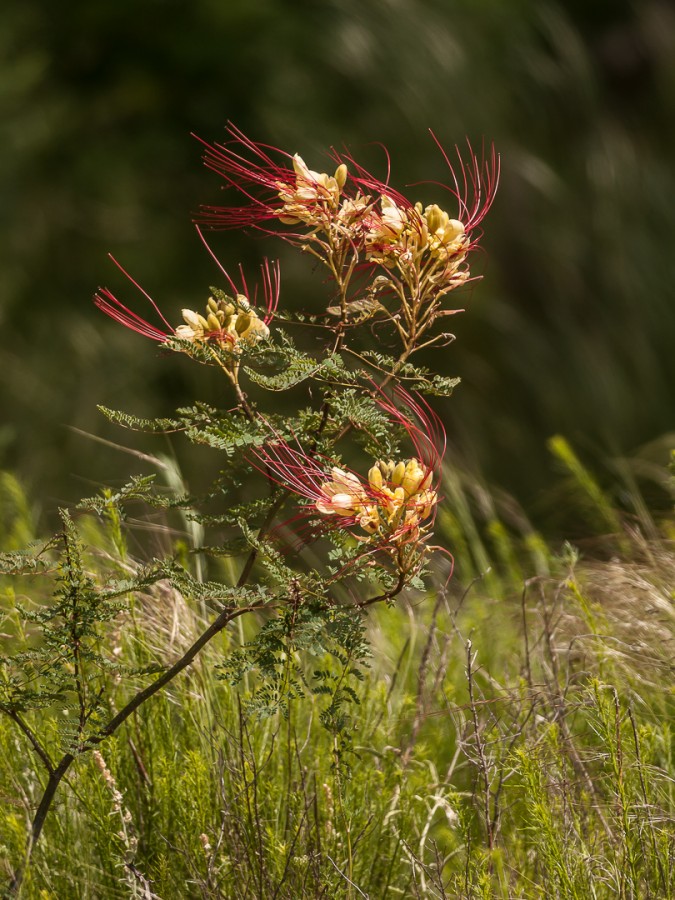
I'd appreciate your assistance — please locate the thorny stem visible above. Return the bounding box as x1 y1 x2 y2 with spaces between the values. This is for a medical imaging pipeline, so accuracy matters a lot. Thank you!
6 754 74 897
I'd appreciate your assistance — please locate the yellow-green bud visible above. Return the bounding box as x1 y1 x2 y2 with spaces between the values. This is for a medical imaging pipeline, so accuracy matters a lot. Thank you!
206 312 222 332
368 465 383 489
419 469 433 492
335 163 348 190
237 315 269 342
425 204 444 233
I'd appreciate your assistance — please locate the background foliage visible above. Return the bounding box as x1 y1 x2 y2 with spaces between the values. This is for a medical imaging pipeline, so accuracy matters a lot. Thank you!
1 0 674 532
1 474 674 897
1 3 675 896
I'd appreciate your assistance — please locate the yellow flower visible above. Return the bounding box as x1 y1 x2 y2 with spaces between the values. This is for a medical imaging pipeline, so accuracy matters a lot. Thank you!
423 204 467 258
365 198 430 268
175 295 269 349
277 156 347 225
315 457 437 541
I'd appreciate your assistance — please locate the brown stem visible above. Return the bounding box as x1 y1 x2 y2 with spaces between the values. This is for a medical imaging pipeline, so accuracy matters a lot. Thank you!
228 363 256 423
87 603 262 749
356 569 407 609
6 559 275 895
6 754 75 896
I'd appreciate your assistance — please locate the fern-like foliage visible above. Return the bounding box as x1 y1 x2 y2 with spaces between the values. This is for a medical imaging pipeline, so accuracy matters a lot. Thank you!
0 511 168 750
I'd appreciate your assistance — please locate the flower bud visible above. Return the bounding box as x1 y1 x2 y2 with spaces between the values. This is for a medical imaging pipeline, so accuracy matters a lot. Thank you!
377 460 394 479
401 460 423 497
239 317 269 342
181 309 201 328
391 461 406 486
330 493 355 511
424 204 445 233
335 163 348 190
207 312 222 332
447 218 465 238
175 324 196 341
292 154 310 178
368 465 383 489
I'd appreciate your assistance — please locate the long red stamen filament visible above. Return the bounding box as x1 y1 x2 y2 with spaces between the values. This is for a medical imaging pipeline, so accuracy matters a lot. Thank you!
107 255 174 332
94 289 169 341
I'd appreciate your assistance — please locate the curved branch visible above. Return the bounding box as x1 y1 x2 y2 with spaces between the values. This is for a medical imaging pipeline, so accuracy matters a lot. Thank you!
3 709 55 775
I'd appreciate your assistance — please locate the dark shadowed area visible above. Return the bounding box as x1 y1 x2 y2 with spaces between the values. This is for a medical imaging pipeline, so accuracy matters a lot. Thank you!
1 0 673 532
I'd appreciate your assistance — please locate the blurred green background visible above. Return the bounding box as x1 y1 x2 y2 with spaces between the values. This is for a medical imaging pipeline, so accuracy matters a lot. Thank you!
1 0 674 532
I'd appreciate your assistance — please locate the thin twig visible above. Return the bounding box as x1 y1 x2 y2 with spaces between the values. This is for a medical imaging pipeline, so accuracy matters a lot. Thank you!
466 639 494 851
325 855 369 899
3 710 55 775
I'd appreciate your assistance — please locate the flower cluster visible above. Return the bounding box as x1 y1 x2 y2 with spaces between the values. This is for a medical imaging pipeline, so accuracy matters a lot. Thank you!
176 293 269 348
94 232 279 361
277 154 348 226
252 388 444 569
95 125 494 581
364 198 468 288
315 456 438 542
196 125 498 338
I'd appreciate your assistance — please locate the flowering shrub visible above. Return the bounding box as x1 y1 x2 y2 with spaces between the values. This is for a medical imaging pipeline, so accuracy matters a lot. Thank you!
0 125 497 893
